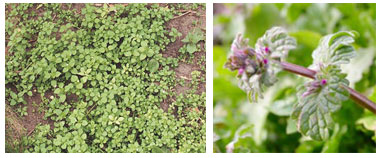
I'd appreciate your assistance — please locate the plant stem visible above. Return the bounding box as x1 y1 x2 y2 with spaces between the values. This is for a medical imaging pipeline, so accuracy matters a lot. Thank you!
280 61 376 114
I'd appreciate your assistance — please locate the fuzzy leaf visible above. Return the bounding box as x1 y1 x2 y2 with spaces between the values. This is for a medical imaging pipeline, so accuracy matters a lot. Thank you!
311 31 358 69
255 27 297 59
186 44 198 54
292 66 349 141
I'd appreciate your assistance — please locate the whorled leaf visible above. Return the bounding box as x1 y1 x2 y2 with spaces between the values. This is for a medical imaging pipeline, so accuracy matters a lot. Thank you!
225 27 296 102
292 66 350 141
311 31 358 69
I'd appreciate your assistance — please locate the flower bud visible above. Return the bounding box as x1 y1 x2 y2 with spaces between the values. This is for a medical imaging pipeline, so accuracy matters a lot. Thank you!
264 47 270 53
238 67 245 75
263 59 268 64
321 79 327 85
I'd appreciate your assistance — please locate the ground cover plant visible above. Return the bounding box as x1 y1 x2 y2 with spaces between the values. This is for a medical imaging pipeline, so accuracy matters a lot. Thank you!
213 3 376 153
5 3 206 153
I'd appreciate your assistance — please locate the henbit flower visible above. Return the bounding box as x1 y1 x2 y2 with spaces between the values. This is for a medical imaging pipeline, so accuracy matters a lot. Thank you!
301 79 328 98
301 80 320 97
238 67 245 76
225 34 258 74
321 79 327 85
263 59 268 64
264 47 270 53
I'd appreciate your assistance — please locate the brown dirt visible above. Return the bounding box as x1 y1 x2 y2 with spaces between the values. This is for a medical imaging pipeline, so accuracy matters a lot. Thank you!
67 93 79 103
160 96 174 112
163 11 203 58
22 87 55 132
72 3 85 14
159 6 206 111
5 84 54 137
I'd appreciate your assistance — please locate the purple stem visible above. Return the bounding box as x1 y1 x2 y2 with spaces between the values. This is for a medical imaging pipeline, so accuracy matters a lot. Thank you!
280 61 376 114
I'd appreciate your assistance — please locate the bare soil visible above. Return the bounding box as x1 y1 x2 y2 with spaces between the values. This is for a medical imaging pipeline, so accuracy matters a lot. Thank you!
159 6 206 111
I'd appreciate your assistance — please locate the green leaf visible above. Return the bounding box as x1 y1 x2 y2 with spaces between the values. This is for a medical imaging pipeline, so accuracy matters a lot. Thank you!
321 124 347 153
268 96 295 116
356 114 376 131
51 80 57 87
10 91 17 99
148 59 159 73
71 75 79 82
133 51 139 57
139 54 146 60
182 28 205 44
286 118 298 134
147 49 154 57
292 67 350 141
151 146 165 153
369 87 376 102
341 47 375 87
225 124 254 153
10 99 16 106
186 44 198 54
59 95 66 103
101 97 107 103
255 26 297 59
141 41 148 47
311 31 358 68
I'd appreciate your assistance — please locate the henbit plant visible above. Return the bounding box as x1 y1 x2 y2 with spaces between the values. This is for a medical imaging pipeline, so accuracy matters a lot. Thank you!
179 28 205 57
224 27 376 141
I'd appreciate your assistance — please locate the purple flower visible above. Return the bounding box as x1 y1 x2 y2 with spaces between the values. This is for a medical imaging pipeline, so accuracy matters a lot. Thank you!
264 47 270 53
238 67 245 75
321 79 327 85
263 59 268 64
301 80 321 98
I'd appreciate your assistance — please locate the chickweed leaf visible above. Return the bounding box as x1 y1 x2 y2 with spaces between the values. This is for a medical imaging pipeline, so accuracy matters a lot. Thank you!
148 59 159 73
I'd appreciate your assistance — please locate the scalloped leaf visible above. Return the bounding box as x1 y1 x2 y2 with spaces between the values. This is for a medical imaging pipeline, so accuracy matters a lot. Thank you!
255 27 297 59
311 31 358 68
292 67 349 140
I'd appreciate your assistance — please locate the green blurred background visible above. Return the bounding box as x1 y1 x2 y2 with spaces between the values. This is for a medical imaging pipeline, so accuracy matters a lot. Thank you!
213 3 376 153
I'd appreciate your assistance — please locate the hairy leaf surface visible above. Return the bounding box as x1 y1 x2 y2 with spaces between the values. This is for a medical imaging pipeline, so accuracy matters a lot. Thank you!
292 67 349 140
311 31 358 69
